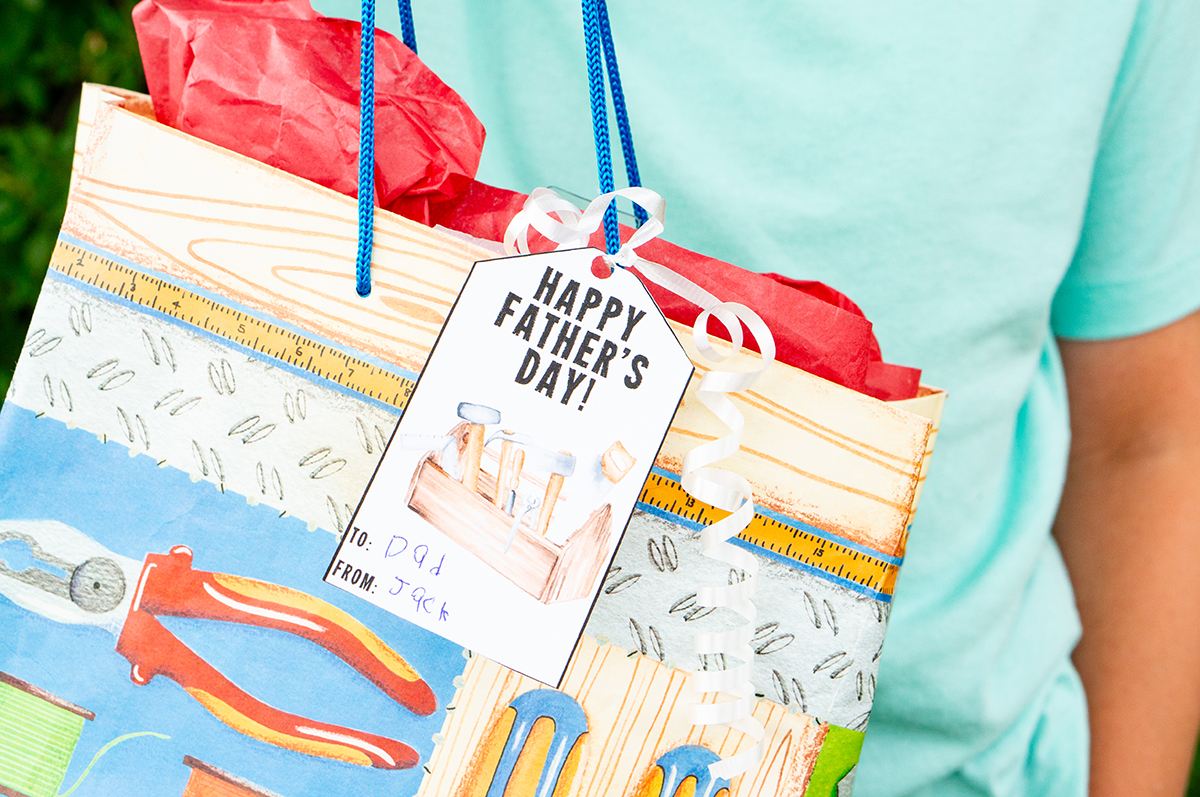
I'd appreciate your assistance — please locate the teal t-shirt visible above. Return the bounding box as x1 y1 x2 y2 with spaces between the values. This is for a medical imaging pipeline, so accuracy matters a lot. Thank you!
317 1 1200 794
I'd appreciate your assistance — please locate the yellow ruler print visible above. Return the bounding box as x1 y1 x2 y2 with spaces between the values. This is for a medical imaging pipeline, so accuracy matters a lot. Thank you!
638 471 899 598
49 240 415 410
51 239 896 597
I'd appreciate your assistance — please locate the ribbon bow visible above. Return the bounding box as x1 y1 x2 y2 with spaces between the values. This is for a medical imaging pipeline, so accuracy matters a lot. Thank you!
504 186 662 269
506 189 775 778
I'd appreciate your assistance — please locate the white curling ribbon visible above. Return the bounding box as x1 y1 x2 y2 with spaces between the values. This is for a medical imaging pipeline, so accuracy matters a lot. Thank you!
504 187 747 340
505 188 777 780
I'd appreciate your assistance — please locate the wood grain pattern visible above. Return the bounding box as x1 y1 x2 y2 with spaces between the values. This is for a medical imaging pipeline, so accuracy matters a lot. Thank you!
67 86 938 559
407 459 559 600
545 504 612 605
659 344 934 558
418 637 826 797
891 388 947 534
406 459 613 604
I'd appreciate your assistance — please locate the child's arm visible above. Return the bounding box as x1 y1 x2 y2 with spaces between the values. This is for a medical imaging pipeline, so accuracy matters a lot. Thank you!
1056 309 1200 797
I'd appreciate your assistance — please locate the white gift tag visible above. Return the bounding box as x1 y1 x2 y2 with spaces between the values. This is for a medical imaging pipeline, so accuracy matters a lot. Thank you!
326 247 693 685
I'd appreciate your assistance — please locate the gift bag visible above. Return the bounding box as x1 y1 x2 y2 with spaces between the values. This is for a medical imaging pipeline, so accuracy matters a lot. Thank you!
3 0 948 782
0 82 943 797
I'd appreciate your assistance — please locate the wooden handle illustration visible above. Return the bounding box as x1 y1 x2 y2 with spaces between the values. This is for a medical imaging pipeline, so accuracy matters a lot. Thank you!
131 547 437 716
116 608 418 769
495 439 514 509
535 451 571 536
463 425 485 494
494 444 527 514
457 403 500 495
509 449 525 513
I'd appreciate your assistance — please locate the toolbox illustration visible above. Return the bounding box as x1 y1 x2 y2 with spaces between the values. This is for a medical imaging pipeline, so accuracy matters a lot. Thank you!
400 401 635 604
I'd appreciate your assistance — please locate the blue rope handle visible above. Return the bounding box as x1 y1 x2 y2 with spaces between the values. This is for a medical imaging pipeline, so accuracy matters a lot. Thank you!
355 0 377 297
596 0 647 228
355 1 643 285
583 0 648 255
356 0 415 297
582 0 619 255
398 0 417 53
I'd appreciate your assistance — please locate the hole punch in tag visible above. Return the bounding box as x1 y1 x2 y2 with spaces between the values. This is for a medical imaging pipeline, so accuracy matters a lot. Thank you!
326 247 692 685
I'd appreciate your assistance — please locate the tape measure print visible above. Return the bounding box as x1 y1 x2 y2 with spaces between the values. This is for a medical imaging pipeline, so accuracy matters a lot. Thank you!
49 240 415 410
638 472 899 598
51 239 898 598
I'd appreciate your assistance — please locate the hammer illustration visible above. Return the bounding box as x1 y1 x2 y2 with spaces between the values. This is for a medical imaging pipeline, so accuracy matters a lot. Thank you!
457 402 501 495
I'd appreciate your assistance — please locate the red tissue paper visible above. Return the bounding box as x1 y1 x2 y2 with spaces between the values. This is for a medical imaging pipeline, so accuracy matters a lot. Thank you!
131 0 920 401
132 0 483 222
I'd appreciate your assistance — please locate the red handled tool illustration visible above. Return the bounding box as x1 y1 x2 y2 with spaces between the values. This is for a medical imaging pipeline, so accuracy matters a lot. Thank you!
0 520 434 769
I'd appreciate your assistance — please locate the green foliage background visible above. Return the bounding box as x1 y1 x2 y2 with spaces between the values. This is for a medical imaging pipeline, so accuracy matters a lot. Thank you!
0 0 145 401
3 3 1200 792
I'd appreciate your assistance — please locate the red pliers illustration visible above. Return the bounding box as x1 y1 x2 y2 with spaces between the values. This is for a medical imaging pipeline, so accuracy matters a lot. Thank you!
0 520 434 769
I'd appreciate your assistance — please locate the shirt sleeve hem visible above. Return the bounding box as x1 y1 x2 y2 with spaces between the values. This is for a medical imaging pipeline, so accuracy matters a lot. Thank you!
1051 255 1200 341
